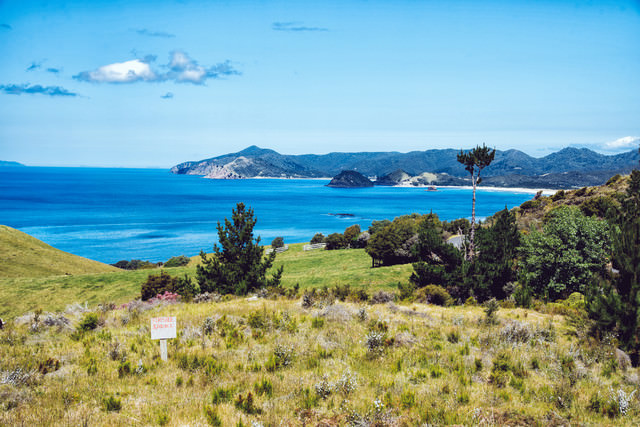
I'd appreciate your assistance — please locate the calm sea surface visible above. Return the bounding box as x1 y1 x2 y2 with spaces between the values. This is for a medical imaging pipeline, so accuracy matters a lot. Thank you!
0 167 534 263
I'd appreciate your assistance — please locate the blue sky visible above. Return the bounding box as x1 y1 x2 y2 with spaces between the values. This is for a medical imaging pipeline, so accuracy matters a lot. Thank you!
0 0 639 167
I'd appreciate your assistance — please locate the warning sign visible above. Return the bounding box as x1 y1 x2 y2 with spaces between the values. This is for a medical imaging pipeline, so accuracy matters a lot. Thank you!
150 316 177 340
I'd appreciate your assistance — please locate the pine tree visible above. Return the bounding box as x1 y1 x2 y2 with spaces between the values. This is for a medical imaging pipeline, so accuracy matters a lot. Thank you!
196 203 283 295
469 207 520 301
457 144 496 259
588 167 640 365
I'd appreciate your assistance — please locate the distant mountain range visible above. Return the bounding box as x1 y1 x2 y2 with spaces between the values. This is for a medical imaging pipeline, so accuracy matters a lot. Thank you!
171 145 640 189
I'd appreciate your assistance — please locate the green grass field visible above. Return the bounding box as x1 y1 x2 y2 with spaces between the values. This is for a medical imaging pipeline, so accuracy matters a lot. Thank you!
1 238 411 319
0 225 119 278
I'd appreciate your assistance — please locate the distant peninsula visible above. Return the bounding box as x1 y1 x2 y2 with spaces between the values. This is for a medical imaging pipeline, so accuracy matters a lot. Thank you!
171 145 639 189
0 161 25 167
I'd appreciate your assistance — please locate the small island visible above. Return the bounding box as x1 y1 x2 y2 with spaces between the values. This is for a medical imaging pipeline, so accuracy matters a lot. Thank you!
326 170 374 188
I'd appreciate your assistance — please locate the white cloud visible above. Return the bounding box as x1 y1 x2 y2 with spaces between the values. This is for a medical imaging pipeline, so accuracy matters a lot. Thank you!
75 51 240 85
602 136 640 152
75 59 157 83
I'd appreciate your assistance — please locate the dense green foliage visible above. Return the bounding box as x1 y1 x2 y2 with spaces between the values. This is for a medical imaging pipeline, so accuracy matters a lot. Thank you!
467 208 520 301
588 168 640 365
141 271 198 300
366 214 440 267
324 232 347 250
520 206 610 300
310 233 326 244
410 219 466 300
113 259 158 270
164 255 190 268
343 224 361 247
196 203 283 295
271 237 285 248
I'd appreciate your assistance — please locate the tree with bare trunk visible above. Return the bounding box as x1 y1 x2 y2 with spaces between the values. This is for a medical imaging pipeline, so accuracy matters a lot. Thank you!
457 144 496 259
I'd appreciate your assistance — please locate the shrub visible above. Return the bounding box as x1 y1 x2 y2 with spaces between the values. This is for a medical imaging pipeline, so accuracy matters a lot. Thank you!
203 405 223 426
484 298 500 325
344 224 361 246
416 285 453 306
234 392 261 414
551 190 565 201
141 271 179 301
254 378 273 397
211 387 233 404
397 281 415 300
370 291 394 304
520 199 542 210
310 233 326 244
164 255 190 267
314 375 332 399
311 317 325 329
580 196 617 218
102 395 122 412
606 174 622 186
575 186 588 197
364 331 386 356
112 259 156 270
271 236 284 248
325 233 347 250
77 313 99 332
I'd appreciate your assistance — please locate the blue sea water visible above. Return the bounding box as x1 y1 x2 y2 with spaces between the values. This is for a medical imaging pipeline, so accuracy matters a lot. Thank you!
0 167 534 264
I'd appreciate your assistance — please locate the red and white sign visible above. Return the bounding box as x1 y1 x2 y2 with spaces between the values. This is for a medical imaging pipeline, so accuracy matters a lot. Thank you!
150 316 177 340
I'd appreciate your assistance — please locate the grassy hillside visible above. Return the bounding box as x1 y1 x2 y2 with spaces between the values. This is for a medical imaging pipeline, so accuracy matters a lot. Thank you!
513 174 629 231
0 243 410 320
2 296 639 425
0 225 119 278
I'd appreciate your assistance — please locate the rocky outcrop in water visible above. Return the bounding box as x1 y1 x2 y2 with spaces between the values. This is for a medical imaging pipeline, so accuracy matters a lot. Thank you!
326 170 374 188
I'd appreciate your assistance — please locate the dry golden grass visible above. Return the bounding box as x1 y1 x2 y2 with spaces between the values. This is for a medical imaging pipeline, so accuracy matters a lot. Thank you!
2 295 639 426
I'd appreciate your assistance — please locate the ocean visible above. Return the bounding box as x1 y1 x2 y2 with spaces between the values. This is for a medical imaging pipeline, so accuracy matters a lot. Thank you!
0 167 535 264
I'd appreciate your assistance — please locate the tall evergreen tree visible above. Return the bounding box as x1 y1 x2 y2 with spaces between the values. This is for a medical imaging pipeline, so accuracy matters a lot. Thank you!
457 144 496 259
468 207 520 301
587 162 640 365
196 203 283 295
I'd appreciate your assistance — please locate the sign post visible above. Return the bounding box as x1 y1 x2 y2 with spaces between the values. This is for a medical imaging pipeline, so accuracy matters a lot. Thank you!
150 316 176 361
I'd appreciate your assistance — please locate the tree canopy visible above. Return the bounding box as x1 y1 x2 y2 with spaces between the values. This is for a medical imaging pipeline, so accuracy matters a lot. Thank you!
196 203 282 295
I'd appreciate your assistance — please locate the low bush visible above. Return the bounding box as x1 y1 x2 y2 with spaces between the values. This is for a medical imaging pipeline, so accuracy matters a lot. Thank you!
164 255 190 267
310 233 326 244
416 285 453 306
77 313 99 332
271 236 285 248
102 395 122 412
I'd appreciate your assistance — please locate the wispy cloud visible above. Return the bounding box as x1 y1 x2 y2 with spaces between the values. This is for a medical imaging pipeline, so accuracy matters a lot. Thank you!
161 92 174 99
272 21 328 32
26 60 44 71
0 84 78 97
46 68 61 74
1 24 11 30
135 28 176 38
74 51 240 85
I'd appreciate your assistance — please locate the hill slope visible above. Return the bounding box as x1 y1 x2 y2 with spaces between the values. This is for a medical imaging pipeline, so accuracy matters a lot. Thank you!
0 225 119 278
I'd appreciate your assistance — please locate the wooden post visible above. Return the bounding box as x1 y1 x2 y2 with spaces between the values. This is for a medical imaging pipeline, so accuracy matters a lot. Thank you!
160 339 168 361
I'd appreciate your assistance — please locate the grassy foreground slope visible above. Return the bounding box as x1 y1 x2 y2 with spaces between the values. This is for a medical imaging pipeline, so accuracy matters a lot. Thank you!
0 225 119 278
2 297 639 425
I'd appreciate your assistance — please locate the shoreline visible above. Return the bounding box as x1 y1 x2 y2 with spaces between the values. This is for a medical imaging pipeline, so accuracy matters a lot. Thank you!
210 176 559 195
431 185 557 195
